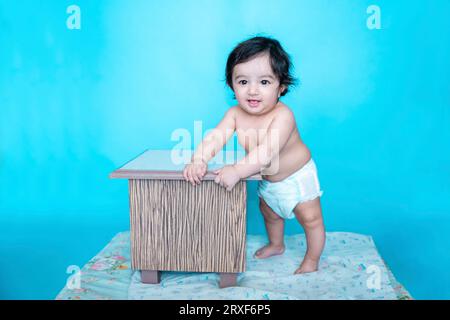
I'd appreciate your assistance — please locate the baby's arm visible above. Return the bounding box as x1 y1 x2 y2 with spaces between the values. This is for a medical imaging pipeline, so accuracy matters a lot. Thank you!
191 107 236 163
234 108 295 179
183 107 236 185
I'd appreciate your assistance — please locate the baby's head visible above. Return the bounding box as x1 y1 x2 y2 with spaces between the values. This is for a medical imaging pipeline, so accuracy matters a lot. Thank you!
226 36 296 114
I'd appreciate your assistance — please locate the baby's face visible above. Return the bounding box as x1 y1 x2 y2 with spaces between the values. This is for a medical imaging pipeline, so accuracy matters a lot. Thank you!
232 53 285 115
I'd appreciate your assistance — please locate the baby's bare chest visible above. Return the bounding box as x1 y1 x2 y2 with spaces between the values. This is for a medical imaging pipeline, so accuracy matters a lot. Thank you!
235 118 273 152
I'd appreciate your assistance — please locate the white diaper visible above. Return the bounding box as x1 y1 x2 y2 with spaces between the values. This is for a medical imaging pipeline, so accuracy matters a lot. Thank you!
257 158 323 219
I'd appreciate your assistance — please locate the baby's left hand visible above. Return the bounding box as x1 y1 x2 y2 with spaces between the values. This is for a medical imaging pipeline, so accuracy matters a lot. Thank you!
213 165 241 191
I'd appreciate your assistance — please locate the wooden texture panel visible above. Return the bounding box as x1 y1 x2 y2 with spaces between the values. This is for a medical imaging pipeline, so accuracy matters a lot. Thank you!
129 179 247 273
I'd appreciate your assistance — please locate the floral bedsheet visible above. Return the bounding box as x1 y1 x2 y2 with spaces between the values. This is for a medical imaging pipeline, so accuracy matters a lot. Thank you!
56 231 412 300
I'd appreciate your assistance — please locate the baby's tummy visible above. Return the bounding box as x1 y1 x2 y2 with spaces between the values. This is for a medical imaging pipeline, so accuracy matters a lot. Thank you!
261 142 311 182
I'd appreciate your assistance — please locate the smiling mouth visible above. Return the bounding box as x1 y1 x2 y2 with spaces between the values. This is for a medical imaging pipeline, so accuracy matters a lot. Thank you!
248 99 260 107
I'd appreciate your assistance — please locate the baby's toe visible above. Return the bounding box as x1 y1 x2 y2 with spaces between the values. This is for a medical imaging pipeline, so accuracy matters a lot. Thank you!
254 248 264 258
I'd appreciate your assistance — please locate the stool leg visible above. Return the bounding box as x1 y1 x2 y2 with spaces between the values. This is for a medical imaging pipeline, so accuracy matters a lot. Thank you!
219 273 238 288
141 270 161 284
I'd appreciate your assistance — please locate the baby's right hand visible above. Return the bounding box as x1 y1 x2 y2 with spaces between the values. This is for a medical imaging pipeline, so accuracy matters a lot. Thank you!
183 160 207 186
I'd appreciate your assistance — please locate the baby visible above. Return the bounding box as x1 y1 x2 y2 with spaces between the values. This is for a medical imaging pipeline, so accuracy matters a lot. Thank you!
183 36 325 274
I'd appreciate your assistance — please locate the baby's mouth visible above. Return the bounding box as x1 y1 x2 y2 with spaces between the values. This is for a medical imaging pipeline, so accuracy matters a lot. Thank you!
248 99 261 107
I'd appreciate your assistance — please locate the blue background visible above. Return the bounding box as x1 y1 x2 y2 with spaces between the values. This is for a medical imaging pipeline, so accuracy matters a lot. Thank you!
1 0 449 299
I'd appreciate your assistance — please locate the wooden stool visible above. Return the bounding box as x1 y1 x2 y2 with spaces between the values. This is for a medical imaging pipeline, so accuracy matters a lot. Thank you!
110 149 260 288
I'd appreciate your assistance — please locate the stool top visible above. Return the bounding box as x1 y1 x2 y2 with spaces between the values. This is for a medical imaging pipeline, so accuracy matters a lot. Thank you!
109 149 262 180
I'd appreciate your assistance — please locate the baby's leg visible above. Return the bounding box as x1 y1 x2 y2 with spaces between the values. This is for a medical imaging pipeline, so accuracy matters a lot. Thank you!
254 198 286 259
293 197 325 274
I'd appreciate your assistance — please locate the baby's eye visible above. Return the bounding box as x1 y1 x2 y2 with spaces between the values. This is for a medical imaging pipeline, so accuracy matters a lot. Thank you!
261 80 270 85
238 80 247 85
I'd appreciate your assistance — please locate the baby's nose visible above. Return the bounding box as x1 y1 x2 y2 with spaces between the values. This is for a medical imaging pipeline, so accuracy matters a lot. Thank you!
248 84 259 94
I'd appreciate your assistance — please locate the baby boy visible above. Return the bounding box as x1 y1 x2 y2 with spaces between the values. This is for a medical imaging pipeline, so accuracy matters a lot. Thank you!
183 36 325 274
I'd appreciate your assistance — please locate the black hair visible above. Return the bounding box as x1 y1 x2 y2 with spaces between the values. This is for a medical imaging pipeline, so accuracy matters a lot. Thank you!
225 36 297 97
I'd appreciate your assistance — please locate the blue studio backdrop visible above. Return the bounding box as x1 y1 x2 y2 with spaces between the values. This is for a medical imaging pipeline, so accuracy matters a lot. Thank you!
0 0 449 299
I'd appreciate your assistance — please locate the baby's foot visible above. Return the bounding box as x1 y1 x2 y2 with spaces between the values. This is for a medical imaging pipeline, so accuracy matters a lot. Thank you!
294 257 319 274
254 243 285 259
